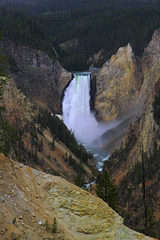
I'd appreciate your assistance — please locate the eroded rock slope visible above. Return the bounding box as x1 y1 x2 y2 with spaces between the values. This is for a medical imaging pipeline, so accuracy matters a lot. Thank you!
0 153 155 240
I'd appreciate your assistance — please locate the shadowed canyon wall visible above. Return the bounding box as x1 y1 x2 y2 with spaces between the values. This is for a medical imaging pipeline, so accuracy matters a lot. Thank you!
1 41 72 114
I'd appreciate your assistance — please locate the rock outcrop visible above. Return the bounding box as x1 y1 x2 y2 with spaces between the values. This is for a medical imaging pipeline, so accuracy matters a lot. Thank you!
102 29 160 237
92 43 143 122
1 41 72 113
92 29 160 124
1 76 38 128
60 38 79 51
103 29 160 180
87 48 106 67
141 29 160 99
0 153 155 240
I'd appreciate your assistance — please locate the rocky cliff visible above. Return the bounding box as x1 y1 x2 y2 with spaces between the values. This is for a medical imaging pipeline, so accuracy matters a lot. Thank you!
141 29 160 99
92 29 160 124
0 153 155 240
0 75 96 185
103 29 160 180
1 41 72 113
92 43 143 122
92 28 160 170
1 76 38 128
101 29 160 237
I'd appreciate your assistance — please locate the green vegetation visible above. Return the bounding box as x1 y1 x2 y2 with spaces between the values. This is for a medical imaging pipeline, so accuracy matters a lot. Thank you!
74 174 85 188
105 129 137 171
0 31 8 111
0 49 8 76
52 218 57 233
0 8 56 60
0 115 18 156
153 87 160 125
0 1 160 70
96 171 119 211
45 220 50 231
11 217 16 225
104 119 159 237
37 110 93 165
0 89 93 178
0 34 19 156
118 146 160 238
45 218 57 233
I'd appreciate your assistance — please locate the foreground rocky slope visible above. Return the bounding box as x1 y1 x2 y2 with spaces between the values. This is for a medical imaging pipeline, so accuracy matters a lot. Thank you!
0 153 155 240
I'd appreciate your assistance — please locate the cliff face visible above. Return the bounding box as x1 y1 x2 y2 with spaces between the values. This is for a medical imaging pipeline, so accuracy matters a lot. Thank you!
141 29 160 99
1 41 72 113
93 28 160 179
2 76 38 128
102 30 160 236
0 76 96 184
104 29 160 181
92 43 143 122
93 30 160 123
0 153 155 240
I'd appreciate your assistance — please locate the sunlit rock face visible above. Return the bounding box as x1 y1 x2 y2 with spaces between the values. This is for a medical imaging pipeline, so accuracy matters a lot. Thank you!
0 154 154 240
103 29 160 177
92 43 143 122
103 30 160 235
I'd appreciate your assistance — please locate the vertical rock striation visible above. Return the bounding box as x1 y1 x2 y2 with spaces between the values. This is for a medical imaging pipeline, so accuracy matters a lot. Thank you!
102 29 160 236
92 43 143 122
1 41 72 113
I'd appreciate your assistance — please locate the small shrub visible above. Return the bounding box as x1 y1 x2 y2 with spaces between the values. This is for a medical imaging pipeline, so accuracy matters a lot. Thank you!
12 217 16 224
52 217 57 233
45 220 50 231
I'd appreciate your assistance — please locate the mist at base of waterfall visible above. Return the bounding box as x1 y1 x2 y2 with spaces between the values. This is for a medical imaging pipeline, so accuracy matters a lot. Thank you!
62 73 116 170
62 73 112 145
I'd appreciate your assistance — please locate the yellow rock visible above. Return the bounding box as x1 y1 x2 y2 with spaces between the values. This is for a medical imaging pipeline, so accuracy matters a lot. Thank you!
0 154 154 240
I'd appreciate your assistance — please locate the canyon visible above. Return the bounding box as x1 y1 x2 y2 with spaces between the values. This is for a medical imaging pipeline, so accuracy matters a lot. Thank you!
1 28 160 239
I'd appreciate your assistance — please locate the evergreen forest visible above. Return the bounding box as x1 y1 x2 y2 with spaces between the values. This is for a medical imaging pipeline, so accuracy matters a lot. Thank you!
0 0 160 70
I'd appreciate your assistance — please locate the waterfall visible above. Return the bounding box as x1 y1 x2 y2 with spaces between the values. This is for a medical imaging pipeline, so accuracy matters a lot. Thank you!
62 73 105 144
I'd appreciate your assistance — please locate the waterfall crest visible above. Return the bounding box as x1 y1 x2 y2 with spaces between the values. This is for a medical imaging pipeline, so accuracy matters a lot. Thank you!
62 73 105 144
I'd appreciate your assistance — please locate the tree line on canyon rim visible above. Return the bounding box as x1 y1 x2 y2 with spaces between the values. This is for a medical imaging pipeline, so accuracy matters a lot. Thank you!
0 0 160 70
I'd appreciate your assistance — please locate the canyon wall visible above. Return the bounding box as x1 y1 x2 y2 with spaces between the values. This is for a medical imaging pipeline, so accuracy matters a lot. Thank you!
101 29 160 236
92 43 143 122
102 29 160 179
1 41 72 113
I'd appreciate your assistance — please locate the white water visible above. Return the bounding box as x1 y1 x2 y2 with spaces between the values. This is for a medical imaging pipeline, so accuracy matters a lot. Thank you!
62 73 111 171
62 74 107 144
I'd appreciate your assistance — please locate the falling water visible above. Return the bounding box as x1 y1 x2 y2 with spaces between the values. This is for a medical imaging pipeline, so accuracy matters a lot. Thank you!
62 73 111 170
62 73 103 143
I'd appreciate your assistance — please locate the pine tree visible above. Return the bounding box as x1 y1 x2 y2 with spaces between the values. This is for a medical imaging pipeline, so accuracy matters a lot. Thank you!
96 171 119 211
0 32 8 77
